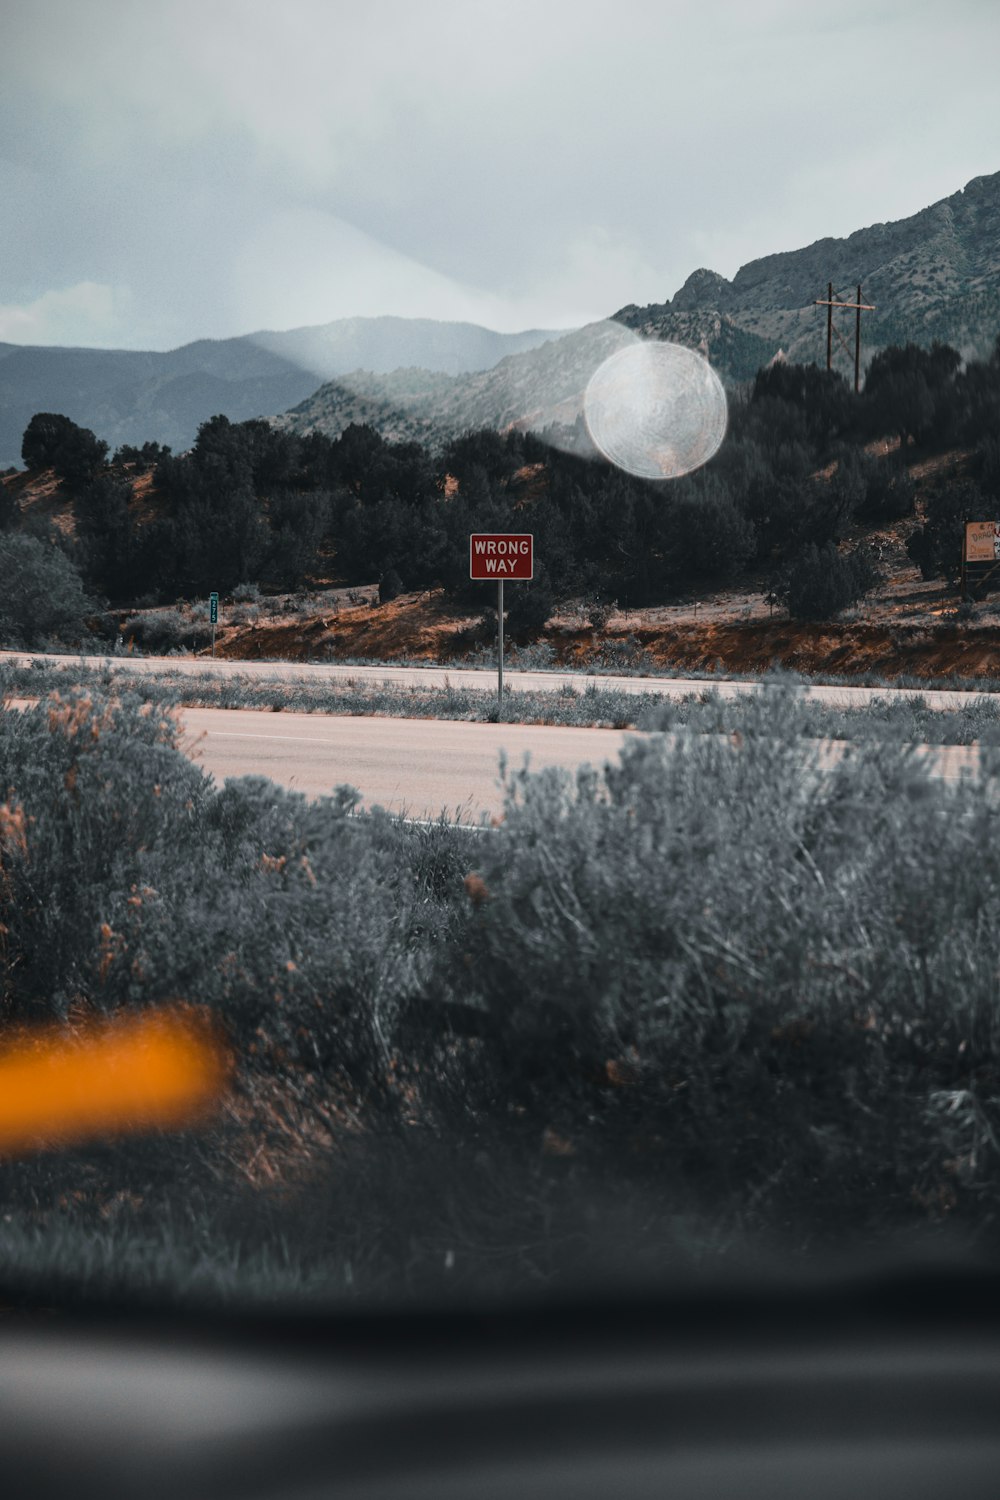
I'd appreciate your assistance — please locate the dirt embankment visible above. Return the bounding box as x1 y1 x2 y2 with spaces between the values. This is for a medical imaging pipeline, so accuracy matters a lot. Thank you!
208 590 1000 682
213 592 475 664
556 619 1000 681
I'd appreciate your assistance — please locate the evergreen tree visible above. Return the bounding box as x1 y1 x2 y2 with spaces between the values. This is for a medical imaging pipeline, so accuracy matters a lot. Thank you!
75 473 137 601
21 413 108 489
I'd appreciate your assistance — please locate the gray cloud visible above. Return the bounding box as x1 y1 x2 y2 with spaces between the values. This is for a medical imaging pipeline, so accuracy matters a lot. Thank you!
1 0 997 348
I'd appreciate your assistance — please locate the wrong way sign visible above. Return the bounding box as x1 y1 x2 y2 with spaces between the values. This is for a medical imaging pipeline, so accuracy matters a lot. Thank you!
469 533 533 579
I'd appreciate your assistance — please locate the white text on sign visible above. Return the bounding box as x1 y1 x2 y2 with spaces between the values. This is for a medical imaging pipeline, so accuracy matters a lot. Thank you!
469 533 534 581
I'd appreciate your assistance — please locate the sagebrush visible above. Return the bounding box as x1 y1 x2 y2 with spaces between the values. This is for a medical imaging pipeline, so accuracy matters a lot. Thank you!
1 683 1000 1304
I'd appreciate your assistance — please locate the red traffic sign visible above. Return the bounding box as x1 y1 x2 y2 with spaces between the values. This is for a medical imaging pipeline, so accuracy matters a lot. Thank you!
470 533 533 580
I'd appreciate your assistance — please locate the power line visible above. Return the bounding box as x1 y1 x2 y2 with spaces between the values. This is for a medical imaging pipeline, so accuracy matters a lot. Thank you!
814 283 876 392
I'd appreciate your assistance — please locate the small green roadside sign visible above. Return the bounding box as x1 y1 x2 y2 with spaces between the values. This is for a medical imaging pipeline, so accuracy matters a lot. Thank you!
209 592 218 625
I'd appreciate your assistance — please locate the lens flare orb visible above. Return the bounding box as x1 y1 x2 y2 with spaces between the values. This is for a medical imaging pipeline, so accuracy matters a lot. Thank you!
583 340 728 480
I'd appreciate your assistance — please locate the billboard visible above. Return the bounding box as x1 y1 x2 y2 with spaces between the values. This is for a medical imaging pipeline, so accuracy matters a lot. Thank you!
965 522 1000 562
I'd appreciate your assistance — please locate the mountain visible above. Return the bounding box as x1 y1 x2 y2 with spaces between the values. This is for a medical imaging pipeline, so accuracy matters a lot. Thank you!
275 320 643 451
615 170 1000 367
0 316 564 468
274 318 783 452
8 173 999 467
281 172 1000 452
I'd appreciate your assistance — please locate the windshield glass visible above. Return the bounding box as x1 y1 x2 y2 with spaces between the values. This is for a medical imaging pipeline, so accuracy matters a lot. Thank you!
0 0 999 1315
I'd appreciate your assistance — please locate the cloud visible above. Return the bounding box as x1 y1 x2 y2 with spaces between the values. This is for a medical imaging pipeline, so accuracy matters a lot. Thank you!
0 282 135 347
230 209 642 338
231 209 504 335
1 1 997 347
525 228 668 323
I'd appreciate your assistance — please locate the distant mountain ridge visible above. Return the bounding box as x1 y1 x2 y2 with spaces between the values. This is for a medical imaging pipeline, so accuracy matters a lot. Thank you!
280 171 1000 452
615 170 1000 366
0 316 564 467
6 172 1000 466
275 321 640 451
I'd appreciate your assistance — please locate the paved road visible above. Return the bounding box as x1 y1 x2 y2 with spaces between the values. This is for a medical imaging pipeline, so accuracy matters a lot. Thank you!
173 706 983 821
4 692 985 818
178 707 637 820
0 649 993 712
4 650 991 820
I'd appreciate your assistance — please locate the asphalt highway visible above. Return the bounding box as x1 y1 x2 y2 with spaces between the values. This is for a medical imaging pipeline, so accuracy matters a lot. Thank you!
172 706 982 822
0 649 994 712
2 654 990 820
179 707 636 820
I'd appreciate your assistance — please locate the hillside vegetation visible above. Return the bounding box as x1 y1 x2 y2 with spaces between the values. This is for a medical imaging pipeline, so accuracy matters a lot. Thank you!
1 332 998 668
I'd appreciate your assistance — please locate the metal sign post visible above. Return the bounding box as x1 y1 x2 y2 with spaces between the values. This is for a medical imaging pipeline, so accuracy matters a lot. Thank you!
469 533 533 706
209 591 218 657
497 578 504 703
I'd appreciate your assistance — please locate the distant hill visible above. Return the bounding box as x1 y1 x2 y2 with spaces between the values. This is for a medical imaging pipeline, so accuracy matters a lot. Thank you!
275 320 640 451
275 319 778 452
0 316 564 468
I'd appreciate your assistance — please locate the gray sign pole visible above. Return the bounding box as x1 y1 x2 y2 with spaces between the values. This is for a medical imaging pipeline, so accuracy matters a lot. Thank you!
497 578 504 704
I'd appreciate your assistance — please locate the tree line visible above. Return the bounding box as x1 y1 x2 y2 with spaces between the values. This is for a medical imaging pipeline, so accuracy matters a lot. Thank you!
4 333 1000 641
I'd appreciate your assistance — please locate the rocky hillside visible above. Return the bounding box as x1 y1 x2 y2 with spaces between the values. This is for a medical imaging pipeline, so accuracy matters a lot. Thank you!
617 171 1000 366
274 320 640 451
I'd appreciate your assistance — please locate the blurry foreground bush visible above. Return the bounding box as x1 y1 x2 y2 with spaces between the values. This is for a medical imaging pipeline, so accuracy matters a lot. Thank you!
1 680 999 1301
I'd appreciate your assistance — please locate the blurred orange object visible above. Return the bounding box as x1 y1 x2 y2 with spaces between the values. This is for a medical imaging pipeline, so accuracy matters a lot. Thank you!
0 1008 228 1154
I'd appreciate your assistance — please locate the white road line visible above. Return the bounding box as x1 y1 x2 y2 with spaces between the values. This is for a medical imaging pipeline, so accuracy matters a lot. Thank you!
204 729 354 745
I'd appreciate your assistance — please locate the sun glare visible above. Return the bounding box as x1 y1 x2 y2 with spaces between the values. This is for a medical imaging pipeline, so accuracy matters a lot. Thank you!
583 340 728 479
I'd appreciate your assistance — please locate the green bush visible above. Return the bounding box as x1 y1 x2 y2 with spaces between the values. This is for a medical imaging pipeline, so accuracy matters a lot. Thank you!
662 489 757 582
378 565 404 604
0 533 91 647
439 702 1000 1241
0 690 438 1091
906 479 983 585
21 412 108 489
781 541 880 620
121 609 211 654
505 574 554 642
858 455 915 522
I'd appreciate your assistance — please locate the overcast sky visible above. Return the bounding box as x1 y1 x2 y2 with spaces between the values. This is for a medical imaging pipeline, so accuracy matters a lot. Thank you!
2 0 998 350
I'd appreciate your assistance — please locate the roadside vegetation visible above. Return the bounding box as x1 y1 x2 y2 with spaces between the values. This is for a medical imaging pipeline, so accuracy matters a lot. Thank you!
1 680 1000 1306
6 659 1000 746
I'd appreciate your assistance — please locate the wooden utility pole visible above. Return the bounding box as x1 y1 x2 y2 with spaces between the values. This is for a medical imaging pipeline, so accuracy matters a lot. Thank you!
813 285 876 392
